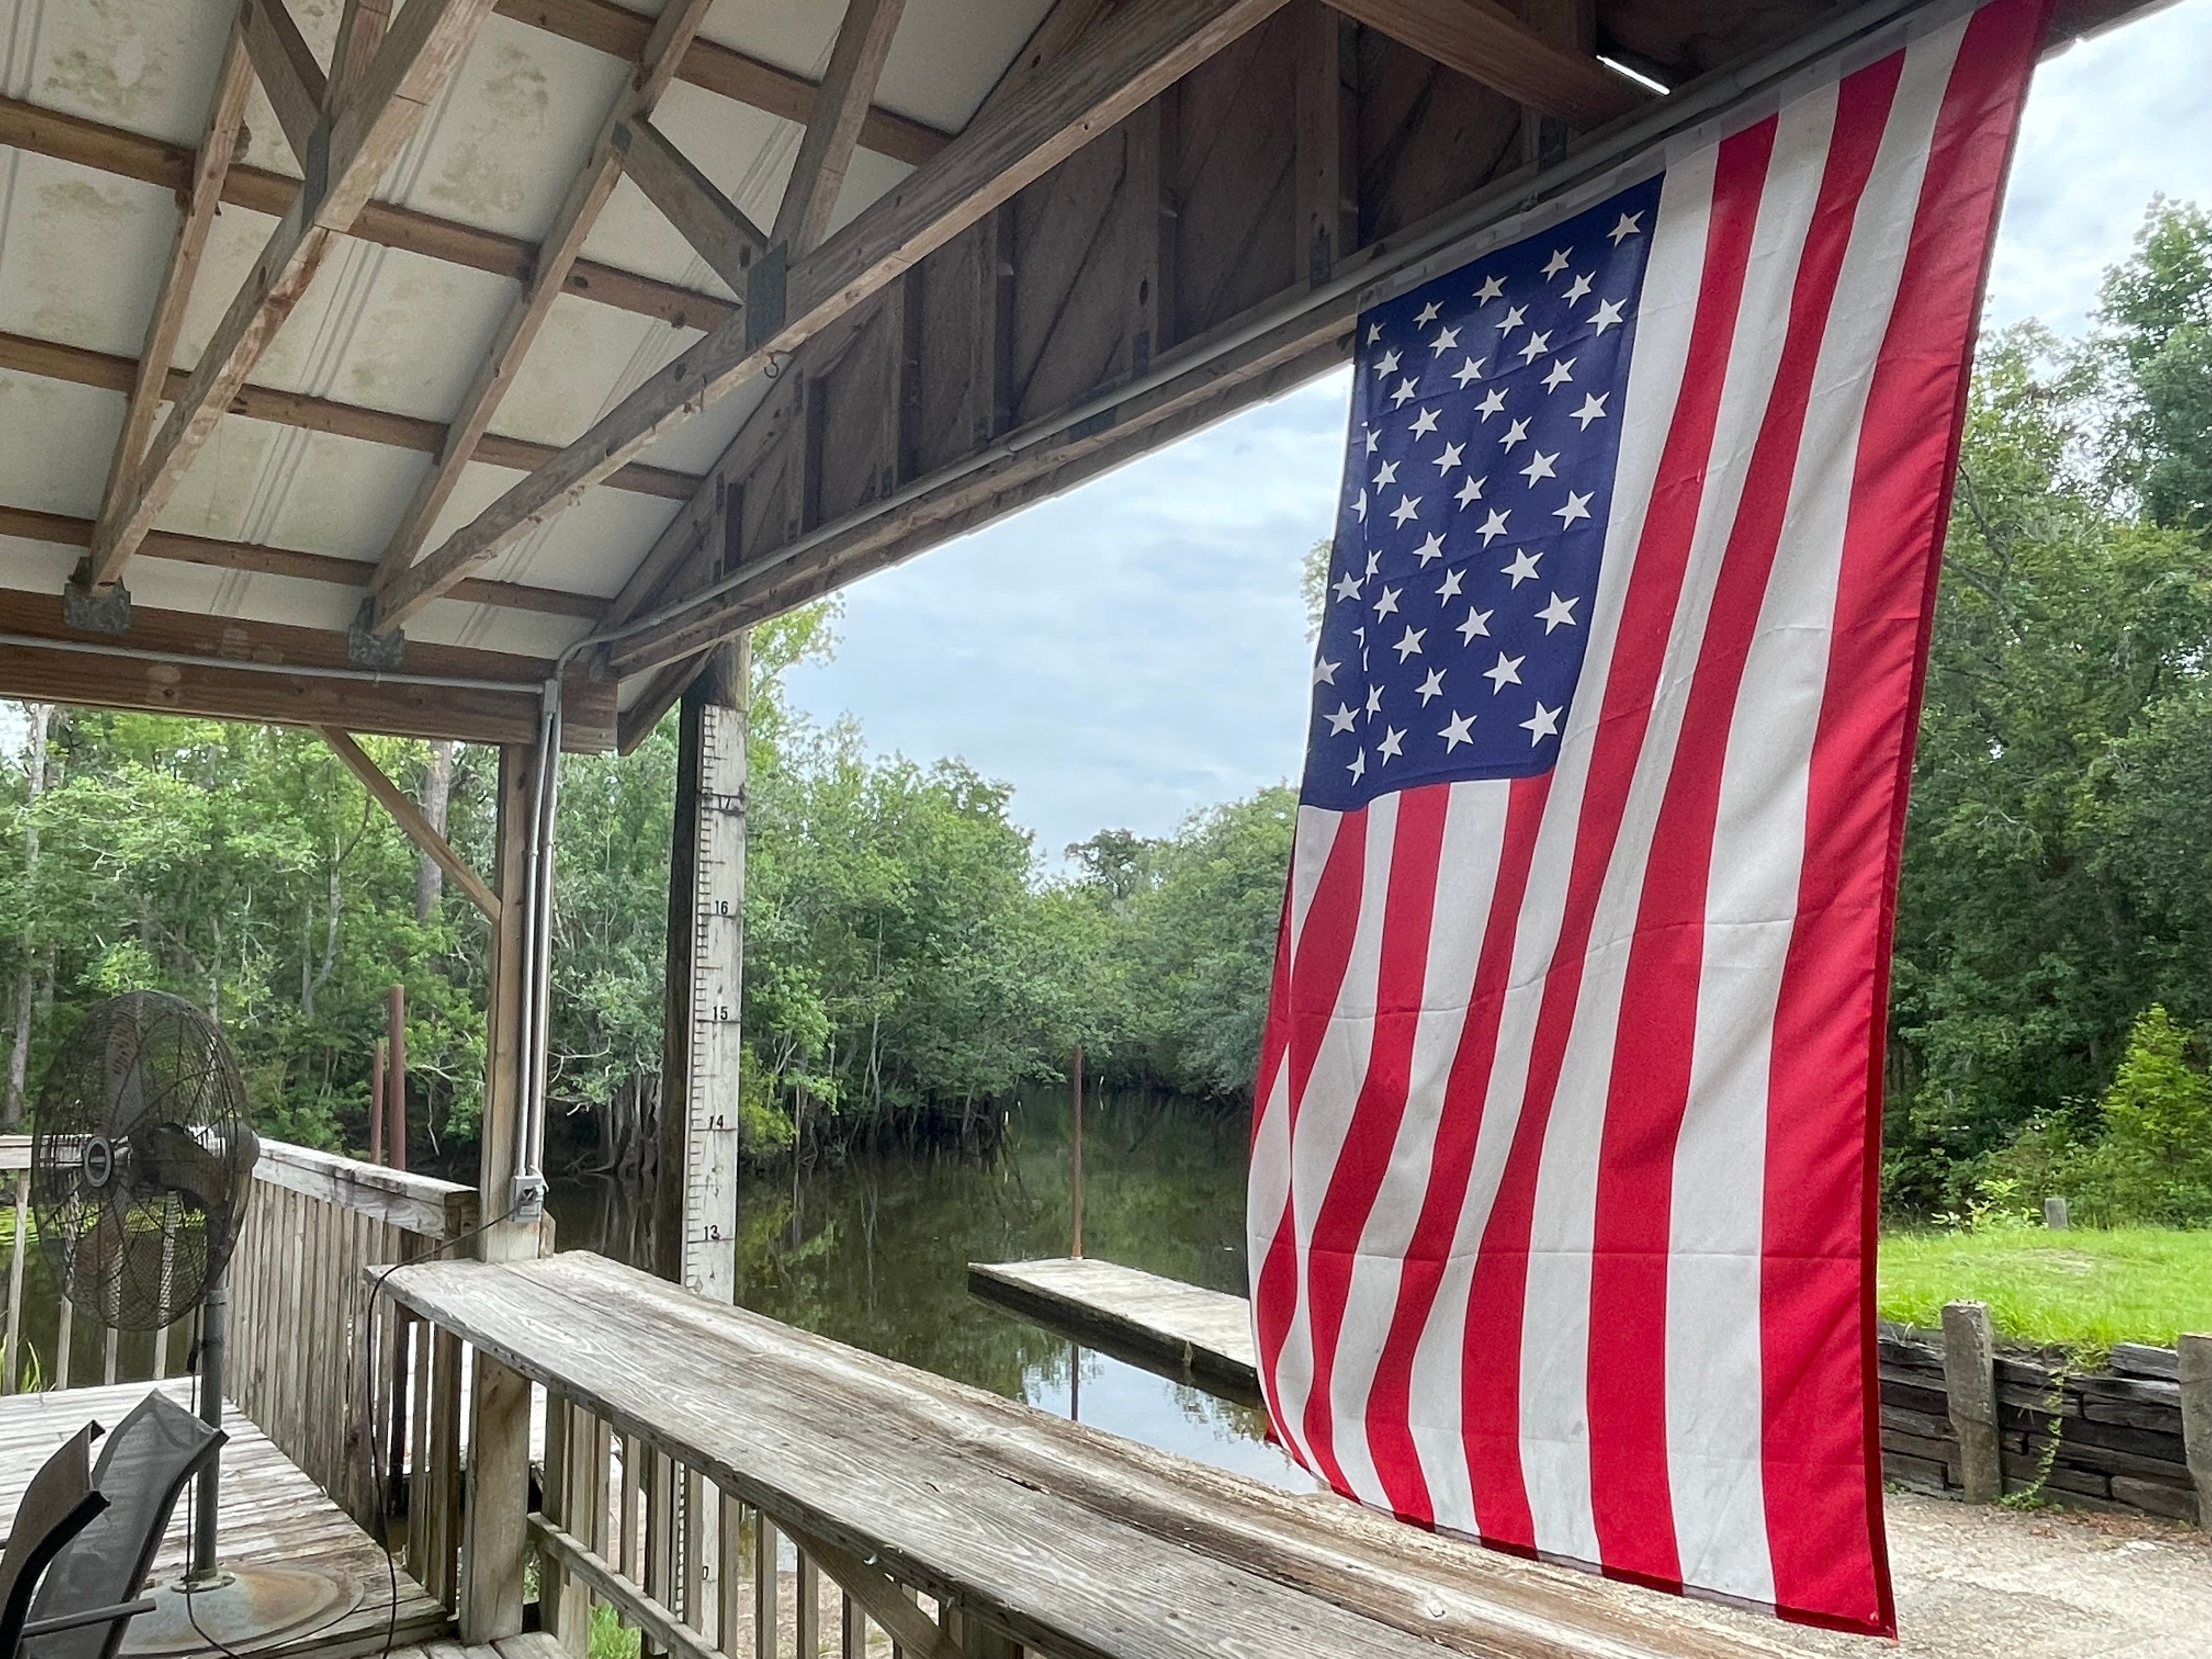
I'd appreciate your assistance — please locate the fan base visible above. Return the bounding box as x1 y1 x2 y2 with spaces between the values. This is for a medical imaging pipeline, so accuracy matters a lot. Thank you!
121 1565 362 1656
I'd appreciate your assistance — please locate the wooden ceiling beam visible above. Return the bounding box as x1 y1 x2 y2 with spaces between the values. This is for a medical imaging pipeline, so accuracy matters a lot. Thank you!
241 0 328 163
366 0 716 609
0 589 616 750
370 0 1294 636
492 0 950 168
329 0 397 98
614 119 766 295
1326 0 1642 128
0 96 733 334
87 0 504 592
318 726 501 919
772 0 909 259
0 330 701 502
0 503 601 622
90 22 254 593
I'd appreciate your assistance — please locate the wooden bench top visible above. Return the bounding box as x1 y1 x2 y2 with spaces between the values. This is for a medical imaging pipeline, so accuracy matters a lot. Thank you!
385 1252 1794 1659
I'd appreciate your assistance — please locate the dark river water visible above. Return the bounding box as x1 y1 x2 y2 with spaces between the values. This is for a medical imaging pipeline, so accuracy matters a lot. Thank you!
5 1095 1310 1493
548 1093 1315 1492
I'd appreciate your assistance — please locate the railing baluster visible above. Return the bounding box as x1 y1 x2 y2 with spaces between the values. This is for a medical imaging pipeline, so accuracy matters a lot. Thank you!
716 1491 743 1659
754 1511 778 1659
54 1291 72 1389
840 1593 862 1659
795 1550 820 1659
3 1167 28 1395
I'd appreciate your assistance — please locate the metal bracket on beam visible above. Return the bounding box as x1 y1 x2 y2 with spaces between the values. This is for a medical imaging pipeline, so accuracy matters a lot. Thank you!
348 598 406 669
63 559 131 633
746 242 787 352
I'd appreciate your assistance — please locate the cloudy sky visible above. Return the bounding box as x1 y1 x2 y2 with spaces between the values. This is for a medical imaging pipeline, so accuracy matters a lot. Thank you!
785 0 2212 864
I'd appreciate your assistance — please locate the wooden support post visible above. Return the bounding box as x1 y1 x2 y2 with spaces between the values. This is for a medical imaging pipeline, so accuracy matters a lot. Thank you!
479 747 539 1262
1943 1299 2001 1503
1069 1045 1084 1259
1293 1 1346 288
2179 1332 2211 1528
370 1038 387 1164
460 1350 532 1640
3 1170 27 1394
657 639 747 1300
386 983 409 1170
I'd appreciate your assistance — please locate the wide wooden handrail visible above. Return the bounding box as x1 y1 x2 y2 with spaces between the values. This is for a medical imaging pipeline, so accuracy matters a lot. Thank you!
384 1250 1781 1659
252 1138 478 1240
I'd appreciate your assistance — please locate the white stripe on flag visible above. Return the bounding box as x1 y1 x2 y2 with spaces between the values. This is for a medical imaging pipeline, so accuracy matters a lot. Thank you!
1517 78 1843 1565
1247 802 1346 1412
1325 777 1513 1506
1664 16 1966 1600
1270 789 1401 1466
1403 144 1723 1539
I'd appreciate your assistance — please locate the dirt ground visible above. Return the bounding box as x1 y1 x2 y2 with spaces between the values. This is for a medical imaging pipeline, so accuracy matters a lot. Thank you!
1664 1488 2212 1659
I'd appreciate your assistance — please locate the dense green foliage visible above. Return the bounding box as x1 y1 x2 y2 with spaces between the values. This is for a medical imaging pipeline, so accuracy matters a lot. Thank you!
1 200 2207 1222
1886 200 2212 1218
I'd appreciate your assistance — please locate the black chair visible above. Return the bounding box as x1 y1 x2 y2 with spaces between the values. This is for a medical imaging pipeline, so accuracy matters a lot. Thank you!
1 1425 108 1659
19 1392 225 1659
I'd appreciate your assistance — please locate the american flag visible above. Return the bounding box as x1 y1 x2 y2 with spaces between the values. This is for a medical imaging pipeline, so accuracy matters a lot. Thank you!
1249 0 2046 1634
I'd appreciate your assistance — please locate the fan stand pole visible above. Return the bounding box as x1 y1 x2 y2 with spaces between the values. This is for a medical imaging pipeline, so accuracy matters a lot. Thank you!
190 1267 227 1584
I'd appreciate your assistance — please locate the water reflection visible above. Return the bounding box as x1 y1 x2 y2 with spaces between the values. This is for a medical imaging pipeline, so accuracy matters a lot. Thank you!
548 1093 1317 1493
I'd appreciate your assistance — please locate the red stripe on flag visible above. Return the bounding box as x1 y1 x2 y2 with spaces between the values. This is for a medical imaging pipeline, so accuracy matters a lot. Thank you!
1457 117 1780 1555
1253 808 1371 1425
1300 782 1452 1488
1762 0 2047 1633
1361 774 1550 1525
1583 52 1905 1589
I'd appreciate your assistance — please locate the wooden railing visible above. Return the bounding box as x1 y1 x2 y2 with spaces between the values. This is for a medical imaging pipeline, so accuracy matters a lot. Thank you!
228 1139 478 1529
532 1392 988 1659
1 1131 477 1544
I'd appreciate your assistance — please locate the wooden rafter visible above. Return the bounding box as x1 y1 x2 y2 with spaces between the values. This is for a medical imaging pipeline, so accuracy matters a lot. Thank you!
1326 0 1642 127
0 504 602 621
597 0 1114 641
492 0 950 167
0 96 732 334
772 0 909 259
318 728 501 921
86 0 503 592
1 331 699 502
329 0 397 97
365 0 719 611
614 119 766 295
369 0 1294 636
240 0 327 162
90 21 253 571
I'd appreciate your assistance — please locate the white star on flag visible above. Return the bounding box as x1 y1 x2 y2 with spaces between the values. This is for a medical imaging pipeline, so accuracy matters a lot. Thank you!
1520 701 1562 742
1537 592 1580 632
1483 651 1525 692
1438 710 1475 749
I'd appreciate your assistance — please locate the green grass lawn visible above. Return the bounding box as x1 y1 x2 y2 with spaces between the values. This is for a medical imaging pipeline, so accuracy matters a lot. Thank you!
1877 1225 2212 1350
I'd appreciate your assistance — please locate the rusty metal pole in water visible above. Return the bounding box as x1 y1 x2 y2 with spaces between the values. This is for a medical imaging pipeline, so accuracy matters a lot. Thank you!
369 1038 387 1165
385 985 408 1172
1070 1045 1085 1260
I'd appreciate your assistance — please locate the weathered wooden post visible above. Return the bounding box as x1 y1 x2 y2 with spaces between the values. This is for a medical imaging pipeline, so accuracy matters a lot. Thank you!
2042 1195 2068 1229
387 983 409 1171
369 1037 387 1164
1070 1043 1085 1259
1943 1300 2002 1502
2179 1331 2211 1528
460 743 548 1640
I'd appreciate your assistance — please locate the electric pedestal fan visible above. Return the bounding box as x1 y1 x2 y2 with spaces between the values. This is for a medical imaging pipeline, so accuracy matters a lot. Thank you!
30 991 360 1655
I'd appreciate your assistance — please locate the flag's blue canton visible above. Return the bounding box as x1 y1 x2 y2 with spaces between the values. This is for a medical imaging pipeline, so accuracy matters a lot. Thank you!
1301 177 1664 811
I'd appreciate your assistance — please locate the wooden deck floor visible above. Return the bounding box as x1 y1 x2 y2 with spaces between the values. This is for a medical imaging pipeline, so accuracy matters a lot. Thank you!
966 1258 1261 1406
0 1378 450 1659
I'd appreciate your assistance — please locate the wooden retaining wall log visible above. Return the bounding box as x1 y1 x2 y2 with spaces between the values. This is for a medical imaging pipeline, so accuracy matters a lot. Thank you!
2181 1332 2211 1527
1943 1301 2003 1504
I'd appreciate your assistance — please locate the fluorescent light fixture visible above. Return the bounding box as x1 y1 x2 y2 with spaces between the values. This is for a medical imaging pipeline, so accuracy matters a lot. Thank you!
1599 54 1673 96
